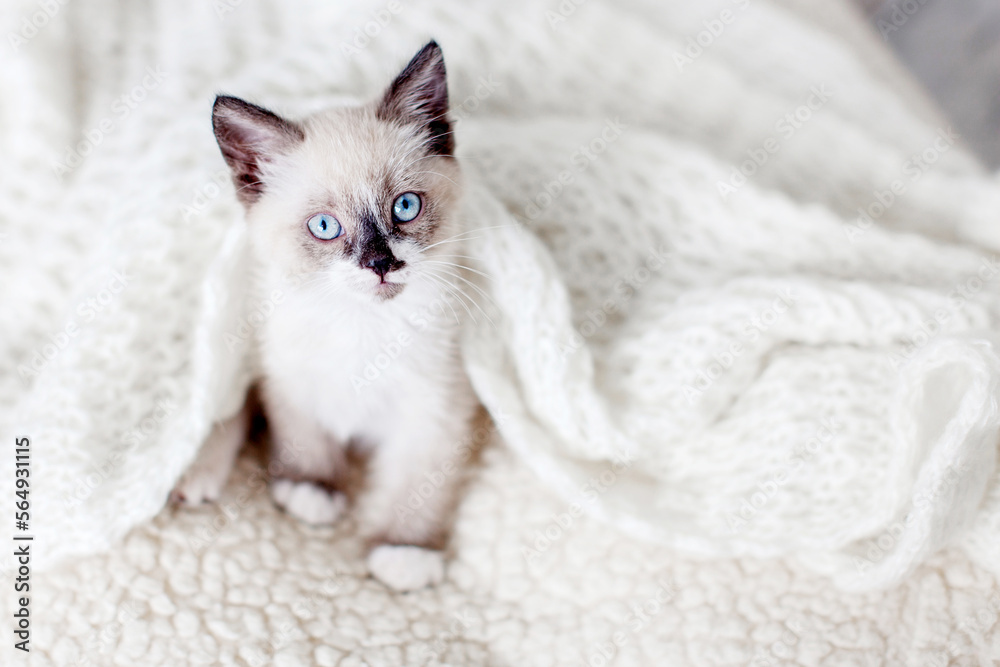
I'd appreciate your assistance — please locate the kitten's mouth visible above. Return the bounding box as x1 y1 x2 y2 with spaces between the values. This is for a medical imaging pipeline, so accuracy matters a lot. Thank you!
373 279 405 300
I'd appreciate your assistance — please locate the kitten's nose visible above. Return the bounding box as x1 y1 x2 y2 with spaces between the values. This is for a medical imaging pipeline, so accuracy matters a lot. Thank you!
366 255 394 279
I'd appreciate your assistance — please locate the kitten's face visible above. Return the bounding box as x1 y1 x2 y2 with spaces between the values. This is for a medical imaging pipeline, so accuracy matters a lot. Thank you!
213 42 459 302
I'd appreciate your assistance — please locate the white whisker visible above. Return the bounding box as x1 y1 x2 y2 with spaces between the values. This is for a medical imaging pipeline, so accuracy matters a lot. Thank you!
419 272 471 324
422 259 493 282
422 224 511 252
423 266 497 328
411 170 461 188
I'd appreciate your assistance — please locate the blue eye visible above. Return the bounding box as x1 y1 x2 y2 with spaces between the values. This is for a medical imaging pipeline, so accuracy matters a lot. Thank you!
392 192 421 223
307 213 342 240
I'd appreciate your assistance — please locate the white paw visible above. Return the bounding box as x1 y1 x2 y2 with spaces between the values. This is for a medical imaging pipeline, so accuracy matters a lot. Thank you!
367 545 445 592
271 479 346 525
170 465 229 506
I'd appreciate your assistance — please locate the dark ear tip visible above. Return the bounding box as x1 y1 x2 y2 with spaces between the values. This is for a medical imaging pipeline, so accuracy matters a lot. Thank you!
213 95 234 121
419 40 443 62
213 95 243 114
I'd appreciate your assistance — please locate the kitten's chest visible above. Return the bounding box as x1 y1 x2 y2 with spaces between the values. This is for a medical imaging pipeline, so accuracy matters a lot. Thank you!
258 285 457 441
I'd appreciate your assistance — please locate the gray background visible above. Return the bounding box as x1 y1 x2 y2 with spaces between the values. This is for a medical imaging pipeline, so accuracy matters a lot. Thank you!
858 0 1000 167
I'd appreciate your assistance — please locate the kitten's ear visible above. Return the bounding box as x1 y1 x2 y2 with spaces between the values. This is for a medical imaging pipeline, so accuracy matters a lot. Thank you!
212 95 304 206
376 41 453 156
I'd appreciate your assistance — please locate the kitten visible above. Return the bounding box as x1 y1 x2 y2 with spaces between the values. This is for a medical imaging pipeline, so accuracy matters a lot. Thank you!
172 42 479 592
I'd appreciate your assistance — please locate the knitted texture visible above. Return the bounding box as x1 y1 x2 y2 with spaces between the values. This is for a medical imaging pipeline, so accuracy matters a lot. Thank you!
4 0 1000 664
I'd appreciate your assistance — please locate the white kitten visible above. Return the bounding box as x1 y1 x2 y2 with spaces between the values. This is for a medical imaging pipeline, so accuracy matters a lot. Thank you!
173 42 479 591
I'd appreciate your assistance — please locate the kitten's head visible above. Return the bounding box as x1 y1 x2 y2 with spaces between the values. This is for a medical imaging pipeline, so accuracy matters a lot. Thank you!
213 41 460 302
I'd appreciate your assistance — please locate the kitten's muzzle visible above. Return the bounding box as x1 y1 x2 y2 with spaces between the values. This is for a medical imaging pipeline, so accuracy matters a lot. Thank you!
358 227 406 280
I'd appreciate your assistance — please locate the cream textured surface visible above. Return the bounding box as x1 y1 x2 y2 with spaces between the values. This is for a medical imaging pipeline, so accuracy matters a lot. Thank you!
4 0 1000 665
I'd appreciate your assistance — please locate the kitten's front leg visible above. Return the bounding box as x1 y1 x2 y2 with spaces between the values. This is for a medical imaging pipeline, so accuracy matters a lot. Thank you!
171 403 250 505
362 396 476 591
263 385 347 526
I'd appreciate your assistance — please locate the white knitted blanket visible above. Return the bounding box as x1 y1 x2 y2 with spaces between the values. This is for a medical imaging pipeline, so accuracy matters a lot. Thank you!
5 0 1000 664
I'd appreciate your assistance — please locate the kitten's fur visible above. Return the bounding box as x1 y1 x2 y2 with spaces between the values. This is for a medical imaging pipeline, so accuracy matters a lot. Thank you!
173 42 478 591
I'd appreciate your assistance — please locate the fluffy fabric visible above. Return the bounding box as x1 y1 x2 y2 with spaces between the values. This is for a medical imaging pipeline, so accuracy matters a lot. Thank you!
3 0 1000 664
